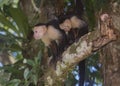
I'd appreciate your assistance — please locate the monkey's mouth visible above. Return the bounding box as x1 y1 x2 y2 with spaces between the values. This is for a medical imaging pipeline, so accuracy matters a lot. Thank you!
33 35 41 40
64 26 71 31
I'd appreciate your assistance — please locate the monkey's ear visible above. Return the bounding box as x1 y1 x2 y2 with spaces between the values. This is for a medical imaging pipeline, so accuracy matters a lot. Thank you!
59 23 64 30
42 25 47 29
32 27 36 32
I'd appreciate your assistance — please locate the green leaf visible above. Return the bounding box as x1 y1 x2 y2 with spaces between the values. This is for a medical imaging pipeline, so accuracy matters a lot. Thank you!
11 0 19 8
32 75 38 85
0 13 18 33
26 59 35 66
0 66 21 74
7 79 21 86
36 51 42 63
24 68 30 80
0 27 20 39
8 6 29 38
0 0 9 7
10 44 22 51
0 0 19 8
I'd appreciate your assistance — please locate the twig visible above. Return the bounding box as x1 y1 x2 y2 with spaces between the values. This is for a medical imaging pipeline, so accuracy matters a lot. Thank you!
31 0 41 13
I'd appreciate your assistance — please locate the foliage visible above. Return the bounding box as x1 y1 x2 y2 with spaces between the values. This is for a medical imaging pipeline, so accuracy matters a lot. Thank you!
0 0 19 8
0 1 37 86
64 67 78 86
0 3 29 53
0 51 43 86
85 53 102 86
0 70 11 86
83 0 109 30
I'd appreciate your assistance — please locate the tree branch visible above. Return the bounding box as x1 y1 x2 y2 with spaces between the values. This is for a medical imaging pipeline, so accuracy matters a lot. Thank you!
31 0 41 13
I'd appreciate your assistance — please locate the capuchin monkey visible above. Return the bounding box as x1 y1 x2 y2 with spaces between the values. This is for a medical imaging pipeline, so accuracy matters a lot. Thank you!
58 14 88 45
33 20 67 64
59 14 88 86
59 14 87 31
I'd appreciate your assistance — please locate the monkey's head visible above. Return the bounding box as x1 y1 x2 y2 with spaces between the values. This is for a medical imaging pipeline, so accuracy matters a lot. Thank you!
33 25 47 40
59 14 87 31
58 14 72 32
59 19 72 32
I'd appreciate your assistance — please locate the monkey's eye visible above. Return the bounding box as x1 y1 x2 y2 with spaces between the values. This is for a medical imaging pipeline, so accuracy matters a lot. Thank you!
35 31 37 33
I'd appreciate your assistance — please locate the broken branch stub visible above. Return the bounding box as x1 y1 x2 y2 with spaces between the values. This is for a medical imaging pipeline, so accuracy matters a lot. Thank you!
92 14 117 51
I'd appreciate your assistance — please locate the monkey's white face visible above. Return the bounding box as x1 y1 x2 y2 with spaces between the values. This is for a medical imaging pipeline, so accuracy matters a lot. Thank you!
59 19 72 32
33 26 47 40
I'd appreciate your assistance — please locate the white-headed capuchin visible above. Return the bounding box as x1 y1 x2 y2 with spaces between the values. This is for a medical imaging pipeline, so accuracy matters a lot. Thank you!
58 14 88 45
59 14 88 86
33 20 67 64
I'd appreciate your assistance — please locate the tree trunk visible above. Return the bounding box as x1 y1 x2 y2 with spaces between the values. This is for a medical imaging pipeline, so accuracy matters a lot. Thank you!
100 2 120 86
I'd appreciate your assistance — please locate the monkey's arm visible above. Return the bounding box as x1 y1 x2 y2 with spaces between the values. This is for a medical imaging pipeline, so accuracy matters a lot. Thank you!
48 41 59 64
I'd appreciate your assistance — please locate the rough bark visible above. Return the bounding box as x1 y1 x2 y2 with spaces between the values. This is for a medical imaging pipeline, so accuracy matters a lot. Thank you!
100 2 120 86
20 0 64 26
